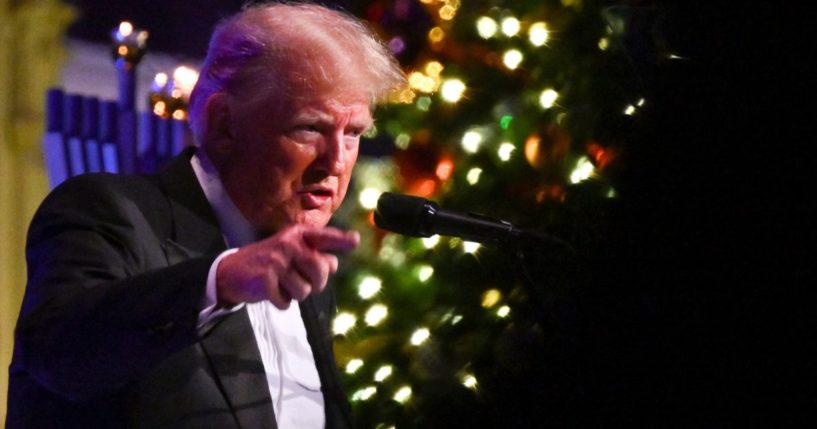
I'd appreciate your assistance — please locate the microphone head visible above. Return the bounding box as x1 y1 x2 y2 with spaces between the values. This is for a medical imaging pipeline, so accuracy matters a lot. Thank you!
374 192 435 237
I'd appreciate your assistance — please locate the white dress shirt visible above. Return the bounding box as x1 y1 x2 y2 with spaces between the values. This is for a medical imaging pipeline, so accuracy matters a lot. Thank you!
191 151 325 429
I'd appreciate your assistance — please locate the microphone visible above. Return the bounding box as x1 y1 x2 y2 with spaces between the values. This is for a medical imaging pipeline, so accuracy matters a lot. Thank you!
374 192 525 244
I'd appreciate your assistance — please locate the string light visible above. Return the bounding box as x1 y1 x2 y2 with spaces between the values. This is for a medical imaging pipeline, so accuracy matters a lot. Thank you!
466 167 483 185
461 130 483 153
408 71 437 93
422 234 441 248
499 115 513 129
374 365 393 382
346 359 364 374
333 312 357 335
569 156 595 184
498 142 515 161
351 386 377 401
461 373 478 390
436 158 454 181
463 241 481 253
496 305 511 318
358 276 382 299
359 188 382 209
607 188 617 198
539 88 559 109
481 289 502 307
528 22 550 46
440 78 466 103
365 304 389 326
500 17 520 37
410 328 430 346
393 386 412 403
416 96 432 111
476 16 498 39
395 133 411 149
439 5 457 20
502 49 524 70
624 104 636 115
425 61 444 77
417 265 434 282
428 27 445 43
598 37 610 50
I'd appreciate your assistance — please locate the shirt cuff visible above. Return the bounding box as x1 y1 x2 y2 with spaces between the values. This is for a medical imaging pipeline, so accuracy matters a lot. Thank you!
198 248 245 330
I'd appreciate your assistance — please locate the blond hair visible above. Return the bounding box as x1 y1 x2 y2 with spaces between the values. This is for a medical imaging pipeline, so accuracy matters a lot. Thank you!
188 2 405 142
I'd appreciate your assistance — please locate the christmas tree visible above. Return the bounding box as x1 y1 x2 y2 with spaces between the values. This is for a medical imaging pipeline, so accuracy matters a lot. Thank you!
326 0 662 427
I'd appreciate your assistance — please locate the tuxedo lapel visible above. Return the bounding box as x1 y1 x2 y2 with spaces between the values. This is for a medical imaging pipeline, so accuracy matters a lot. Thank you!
158 147 226 258
156 148 277 427
300 293 354 429
198 309 277 428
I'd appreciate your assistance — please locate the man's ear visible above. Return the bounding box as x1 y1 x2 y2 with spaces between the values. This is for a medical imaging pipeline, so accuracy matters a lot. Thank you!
201 93 234 162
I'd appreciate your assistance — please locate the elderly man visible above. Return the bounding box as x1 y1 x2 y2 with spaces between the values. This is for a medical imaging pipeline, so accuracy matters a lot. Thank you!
7 3 404 428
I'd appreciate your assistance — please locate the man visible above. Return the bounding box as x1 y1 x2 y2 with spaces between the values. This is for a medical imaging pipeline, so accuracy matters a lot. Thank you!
6 3 404 428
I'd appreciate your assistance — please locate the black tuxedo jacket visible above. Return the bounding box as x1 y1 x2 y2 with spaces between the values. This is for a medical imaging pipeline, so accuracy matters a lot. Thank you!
6 148 353 428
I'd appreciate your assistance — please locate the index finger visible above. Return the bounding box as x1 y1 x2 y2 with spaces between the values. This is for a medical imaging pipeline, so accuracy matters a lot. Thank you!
302 228 360 254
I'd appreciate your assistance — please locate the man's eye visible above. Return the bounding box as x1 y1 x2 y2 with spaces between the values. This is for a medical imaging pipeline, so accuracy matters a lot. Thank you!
346 128 365 138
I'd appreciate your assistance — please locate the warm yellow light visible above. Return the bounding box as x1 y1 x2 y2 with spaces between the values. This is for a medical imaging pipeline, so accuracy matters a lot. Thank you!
359 188 382 209
539 88 559 109
118 21 133 37
462 374 478 389
570 156 595 184
171 110 185 120
153 101 166 116
425 61 444 77
417 265 434 282
440 78 466 102
624 105 636 115
476 16 498 39
497 305 511 317
466 167 483 185
365 304 388 326
393 386 412 403
428 26 446 43
498 142 515 161
346 358 364 374
637 98 646 106
439 5 456 20
410 328 430 346
358 276 382 299
374 365 393 382
501 17 521 37
422 234 441 248
598 37 610 50
502 49 524 70
117 46 129 56
351 386 377 401
528 22 550 46
481 289 502 308
408 72 436 93
332 312 357 335
461 130 483 153
463 241 481 253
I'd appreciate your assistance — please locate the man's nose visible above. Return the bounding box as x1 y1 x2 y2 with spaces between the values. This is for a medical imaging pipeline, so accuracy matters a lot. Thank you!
316 130 346 176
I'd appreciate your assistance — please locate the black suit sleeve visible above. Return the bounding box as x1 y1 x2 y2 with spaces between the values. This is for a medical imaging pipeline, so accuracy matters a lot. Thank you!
15 174 215 401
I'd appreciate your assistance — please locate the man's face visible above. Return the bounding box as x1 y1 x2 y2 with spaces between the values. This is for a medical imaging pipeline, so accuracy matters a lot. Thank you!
217 92 372 235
